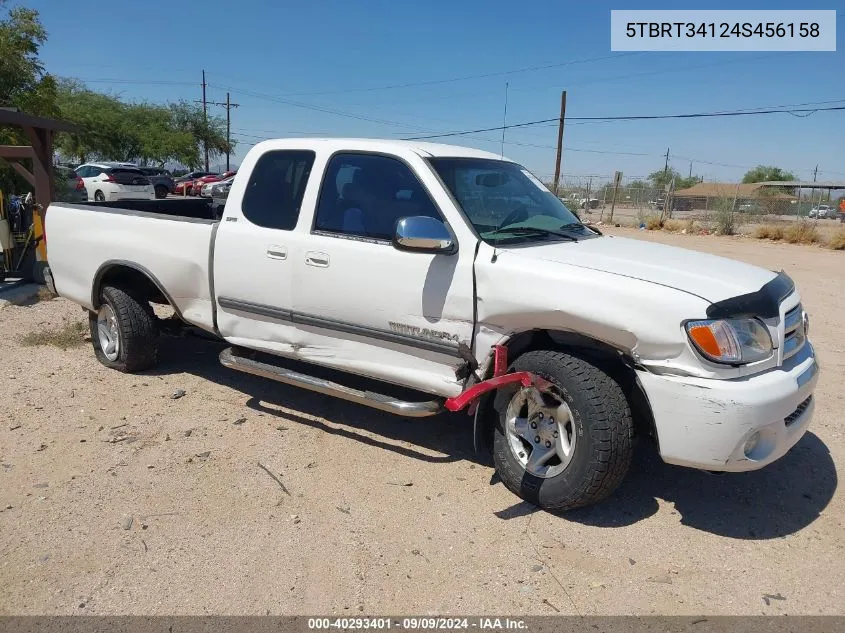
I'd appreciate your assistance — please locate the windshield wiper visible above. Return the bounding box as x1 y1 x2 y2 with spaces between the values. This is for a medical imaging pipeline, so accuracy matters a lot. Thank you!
489 226 578 242
559 221 602 235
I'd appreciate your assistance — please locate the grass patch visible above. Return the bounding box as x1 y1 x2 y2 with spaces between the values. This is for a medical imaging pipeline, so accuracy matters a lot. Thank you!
662 219 685 233
36 286 57 302
783 220 821 245
20 320 87 349
826 228 845 250
645 216 662 230
753 224 785 240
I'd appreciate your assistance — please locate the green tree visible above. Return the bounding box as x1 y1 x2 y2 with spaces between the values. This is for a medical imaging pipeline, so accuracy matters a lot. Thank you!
0 0 57 118
648 168 700 192
168 101 233 168
54 83 235 167
0 1 58 193
742 165 796 183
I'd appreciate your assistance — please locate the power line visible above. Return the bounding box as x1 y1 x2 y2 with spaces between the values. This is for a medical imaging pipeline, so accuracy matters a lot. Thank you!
212 52 644 98
402 105 845 140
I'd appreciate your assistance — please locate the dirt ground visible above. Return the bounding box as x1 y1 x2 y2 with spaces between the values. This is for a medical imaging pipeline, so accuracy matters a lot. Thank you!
0 228 842 616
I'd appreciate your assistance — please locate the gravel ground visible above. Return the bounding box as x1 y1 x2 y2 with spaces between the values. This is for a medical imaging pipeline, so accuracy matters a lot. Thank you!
0 229 842 616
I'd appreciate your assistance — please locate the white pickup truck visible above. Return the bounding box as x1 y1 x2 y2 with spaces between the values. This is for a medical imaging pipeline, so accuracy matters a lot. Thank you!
45 138 819 511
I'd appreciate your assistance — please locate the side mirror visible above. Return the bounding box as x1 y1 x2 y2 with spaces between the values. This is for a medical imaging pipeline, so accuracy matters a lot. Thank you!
393 216 456 255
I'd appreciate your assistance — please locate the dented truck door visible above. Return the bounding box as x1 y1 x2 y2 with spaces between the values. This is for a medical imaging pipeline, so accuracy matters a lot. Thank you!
290 150 475 397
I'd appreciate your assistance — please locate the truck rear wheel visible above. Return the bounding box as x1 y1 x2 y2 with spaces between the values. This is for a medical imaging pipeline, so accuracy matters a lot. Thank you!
89 285 159 373
492 350 633 511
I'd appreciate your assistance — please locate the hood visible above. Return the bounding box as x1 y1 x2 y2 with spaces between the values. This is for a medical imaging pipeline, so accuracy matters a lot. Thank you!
504 235 777 303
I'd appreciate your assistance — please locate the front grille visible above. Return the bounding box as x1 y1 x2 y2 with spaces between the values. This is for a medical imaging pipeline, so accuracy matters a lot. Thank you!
785 396 812 426
782 304 806 361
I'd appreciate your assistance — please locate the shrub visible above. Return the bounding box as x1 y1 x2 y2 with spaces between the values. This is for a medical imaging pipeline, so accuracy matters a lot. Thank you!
712 197 737 235
783 220 821 244
662 219 684 233
753 224 784 240
826 228 845 250
645 216 662 230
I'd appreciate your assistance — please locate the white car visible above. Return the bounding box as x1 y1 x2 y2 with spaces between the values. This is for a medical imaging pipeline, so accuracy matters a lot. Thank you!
201 176 235 198
74 163 155 202
809 205 833 219
45 138 818 512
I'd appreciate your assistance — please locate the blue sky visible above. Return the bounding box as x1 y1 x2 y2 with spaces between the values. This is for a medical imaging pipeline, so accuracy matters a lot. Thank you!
30 0 844 185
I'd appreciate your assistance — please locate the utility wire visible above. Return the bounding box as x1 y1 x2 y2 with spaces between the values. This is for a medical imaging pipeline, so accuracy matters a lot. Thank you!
212 52 644 98
402 105 845 140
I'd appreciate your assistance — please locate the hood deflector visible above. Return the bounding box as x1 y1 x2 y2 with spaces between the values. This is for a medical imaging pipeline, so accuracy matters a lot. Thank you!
705 271 795 319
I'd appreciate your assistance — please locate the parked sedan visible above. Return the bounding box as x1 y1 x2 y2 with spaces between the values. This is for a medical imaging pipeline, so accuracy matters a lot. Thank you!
75 163 155 201
201 175 234 198
54 166 88 203
192 170 234 197
139 167 176 199
173 171 217 196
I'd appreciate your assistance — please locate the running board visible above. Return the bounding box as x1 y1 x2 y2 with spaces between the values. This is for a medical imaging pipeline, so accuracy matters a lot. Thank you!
219 347 444 418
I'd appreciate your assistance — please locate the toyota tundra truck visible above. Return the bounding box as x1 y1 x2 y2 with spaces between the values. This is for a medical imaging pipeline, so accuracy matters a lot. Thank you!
44 138 819 511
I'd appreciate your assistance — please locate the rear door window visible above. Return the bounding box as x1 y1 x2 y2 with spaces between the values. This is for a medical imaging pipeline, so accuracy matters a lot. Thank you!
109 168 150 185
240 150 315 230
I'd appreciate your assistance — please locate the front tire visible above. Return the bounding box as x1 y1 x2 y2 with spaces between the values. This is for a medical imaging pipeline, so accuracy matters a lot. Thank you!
90 285 159 372
154 185 168 199
94 190 106 202
492 350 633 511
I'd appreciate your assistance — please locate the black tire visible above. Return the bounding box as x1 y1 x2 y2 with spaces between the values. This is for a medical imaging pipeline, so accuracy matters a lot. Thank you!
89 285 159 372
94 190 105 202
154 185 168 199
492 350 633 512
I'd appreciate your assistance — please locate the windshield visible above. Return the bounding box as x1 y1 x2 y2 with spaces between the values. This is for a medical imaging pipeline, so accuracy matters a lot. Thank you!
428 157 591 243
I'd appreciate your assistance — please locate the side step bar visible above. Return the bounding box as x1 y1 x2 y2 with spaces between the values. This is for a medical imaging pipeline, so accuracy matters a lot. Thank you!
219 347 444 418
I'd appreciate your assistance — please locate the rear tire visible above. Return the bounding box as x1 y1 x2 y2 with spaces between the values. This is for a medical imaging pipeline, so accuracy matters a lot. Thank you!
94 190 105 202
89 285 159 372
154 185 168 199
492 350 633 511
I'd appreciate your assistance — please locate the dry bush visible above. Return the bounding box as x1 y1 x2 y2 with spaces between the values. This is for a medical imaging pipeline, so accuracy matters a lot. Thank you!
712 198 737 236
645 216 662 230
826 228 845 250
754 225 785 240
783 220 821 245
20 320 87 349
662 219 685 233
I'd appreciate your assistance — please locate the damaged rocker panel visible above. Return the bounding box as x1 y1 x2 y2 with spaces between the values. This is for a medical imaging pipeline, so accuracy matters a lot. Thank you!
217 296 465 358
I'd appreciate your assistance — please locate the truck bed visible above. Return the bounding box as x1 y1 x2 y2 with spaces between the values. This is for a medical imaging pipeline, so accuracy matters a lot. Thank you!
87 198 219 221
46 201 218 332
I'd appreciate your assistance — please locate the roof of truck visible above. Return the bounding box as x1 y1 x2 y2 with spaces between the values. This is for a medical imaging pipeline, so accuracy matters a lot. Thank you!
250 137 511 161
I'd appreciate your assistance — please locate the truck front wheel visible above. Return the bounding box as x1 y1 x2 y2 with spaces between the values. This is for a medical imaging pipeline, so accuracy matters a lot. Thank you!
90 285 159 373
492 350 633 511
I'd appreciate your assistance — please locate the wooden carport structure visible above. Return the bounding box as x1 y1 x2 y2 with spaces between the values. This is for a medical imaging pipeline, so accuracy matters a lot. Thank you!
0 107 80 278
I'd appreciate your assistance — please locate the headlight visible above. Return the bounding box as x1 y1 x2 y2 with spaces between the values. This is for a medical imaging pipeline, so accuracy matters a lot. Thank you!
685 318 773 364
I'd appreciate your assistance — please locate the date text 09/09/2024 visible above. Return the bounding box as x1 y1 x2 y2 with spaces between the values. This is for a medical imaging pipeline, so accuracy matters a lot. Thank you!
307 618 528 630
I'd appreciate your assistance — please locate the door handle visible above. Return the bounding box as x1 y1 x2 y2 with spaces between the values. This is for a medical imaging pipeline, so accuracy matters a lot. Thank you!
305 251 330 267
266 245 287 260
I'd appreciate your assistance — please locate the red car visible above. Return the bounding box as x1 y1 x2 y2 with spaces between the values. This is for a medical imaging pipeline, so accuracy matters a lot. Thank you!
173 171 217 196
192 170 236 196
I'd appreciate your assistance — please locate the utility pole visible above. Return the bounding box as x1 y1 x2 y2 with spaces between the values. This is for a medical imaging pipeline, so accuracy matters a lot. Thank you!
226 92 232 171
813 164 818 182
202 70 208 172
552 90 567 196
500 82 508 159
689 161 693 179
663 147 670 178
197 80 240 172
